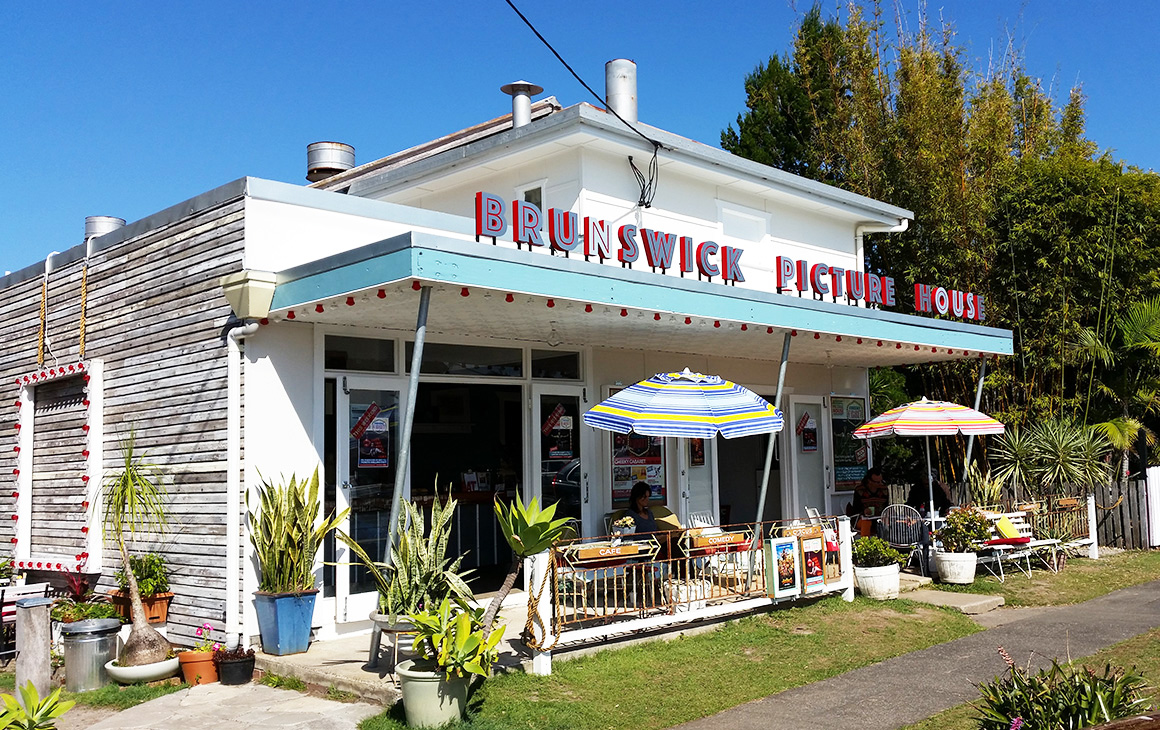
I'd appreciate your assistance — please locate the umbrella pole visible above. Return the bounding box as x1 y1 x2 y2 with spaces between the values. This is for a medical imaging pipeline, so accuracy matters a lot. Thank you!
381 285 431 571
958 360 987 504
747 332 792 586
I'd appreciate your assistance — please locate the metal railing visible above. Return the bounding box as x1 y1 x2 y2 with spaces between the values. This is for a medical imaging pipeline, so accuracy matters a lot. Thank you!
548 517 849 633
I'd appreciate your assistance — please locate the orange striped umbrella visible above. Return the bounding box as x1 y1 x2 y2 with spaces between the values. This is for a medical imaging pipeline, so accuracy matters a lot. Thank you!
853 398 1004 519
852 398 1005 439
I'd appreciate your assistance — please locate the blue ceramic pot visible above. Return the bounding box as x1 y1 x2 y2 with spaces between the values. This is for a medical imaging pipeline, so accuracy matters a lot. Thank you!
254 590 317 655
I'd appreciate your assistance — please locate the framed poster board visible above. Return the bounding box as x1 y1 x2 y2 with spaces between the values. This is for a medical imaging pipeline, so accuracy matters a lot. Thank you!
801 536 825 593
831 396 868 489
767 536 802 599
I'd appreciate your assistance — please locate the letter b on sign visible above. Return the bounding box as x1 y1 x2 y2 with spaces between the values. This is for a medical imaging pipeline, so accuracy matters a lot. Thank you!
475 192 506 238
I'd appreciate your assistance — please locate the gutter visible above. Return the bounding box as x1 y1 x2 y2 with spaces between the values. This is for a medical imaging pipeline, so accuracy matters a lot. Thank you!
225 321 259 644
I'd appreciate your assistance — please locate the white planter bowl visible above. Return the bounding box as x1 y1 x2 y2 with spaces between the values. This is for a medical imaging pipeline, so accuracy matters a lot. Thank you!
104 656 180 684
854 564 900 600
397 659 471 729
935 551 978 584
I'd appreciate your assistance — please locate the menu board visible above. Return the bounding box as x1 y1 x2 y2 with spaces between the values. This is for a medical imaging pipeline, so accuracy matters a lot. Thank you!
831 397 868 489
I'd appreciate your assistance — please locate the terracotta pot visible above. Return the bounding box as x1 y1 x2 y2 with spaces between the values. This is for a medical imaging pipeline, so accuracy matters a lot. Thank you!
110 591 174 624
178 650 218 685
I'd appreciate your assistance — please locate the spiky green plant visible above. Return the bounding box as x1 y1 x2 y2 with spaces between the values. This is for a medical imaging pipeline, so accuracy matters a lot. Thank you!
0 682 75 730
336 483 473 624
248 467 348 594
481 496 570 640
964 461 1004 508
102 431 171 666
409 597 504 680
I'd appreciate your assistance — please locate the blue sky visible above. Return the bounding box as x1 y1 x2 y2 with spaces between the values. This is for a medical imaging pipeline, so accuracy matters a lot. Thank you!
3 1 1158 274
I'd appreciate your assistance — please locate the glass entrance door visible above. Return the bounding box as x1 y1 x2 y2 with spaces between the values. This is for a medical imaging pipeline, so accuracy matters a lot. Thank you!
335 376 405 622
532 385 588 536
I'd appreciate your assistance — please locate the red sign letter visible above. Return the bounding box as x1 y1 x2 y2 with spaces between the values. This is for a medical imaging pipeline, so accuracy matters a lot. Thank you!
474 192 506 238
513 200 544 246
548 208 579 252
696 241 720 278
618 225 639 263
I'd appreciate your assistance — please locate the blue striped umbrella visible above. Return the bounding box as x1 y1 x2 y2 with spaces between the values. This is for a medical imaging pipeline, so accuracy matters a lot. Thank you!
582 368 784 439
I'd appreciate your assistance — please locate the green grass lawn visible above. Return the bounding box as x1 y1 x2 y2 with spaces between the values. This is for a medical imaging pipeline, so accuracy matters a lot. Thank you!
361 595 981 730
901 627 1160 730
0 670 183 711
932 549 1160 607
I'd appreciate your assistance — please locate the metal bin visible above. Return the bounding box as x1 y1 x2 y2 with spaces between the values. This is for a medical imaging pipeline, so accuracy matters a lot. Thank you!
61 618 121 692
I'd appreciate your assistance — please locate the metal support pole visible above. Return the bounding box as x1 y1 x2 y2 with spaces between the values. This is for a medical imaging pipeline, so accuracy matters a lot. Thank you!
959 360 987 503
382 286 431 570
746 332 792 586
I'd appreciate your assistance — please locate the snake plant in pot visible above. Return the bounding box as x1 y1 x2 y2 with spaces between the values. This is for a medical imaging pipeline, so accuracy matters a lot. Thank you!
396 598 504 729
247 467 348 655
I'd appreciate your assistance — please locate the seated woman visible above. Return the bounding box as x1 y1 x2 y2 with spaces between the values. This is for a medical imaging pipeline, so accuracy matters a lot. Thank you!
624 481 661 534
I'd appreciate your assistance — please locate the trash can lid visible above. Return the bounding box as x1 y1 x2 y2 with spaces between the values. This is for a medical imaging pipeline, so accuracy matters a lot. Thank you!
61 618 122 636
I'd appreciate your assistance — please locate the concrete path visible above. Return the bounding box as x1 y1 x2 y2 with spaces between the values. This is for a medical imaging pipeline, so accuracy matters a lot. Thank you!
674 579 1160 730
85 682 382 730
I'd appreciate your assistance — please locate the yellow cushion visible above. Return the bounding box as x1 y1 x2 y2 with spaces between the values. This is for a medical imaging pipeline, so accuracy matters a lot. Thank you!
995 516 1020 539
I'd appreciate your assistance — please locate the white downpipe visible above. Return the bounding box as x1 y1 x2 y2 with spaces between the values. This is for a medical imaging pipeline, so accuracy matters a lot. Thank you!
226 322 259 642
855 220 908 278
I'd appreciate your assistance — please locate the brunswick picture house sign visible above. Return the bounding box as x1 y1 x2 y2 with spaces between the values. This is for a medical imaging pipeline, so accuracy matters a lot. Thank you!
474 192 985 322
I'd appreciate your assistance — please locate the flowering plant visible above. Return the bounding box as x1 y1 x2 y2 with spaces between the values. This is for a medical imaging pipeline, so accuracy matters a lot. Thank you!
612 516 636 529
191 622 222 653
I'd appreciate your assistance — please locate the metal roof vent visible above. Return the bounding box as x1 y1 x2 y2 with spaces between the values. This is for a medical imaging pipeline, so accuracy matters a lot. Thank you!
306 142 355 182
605 59 638 124
500 80 543 129
84 216 125 241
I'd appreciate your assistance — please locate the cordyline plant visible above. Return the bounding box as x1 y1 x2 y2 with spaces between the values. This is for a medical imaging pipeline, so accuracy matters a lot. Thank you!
481 496 570 640
337 483 473 625
102 431 171 666
248 468 348 594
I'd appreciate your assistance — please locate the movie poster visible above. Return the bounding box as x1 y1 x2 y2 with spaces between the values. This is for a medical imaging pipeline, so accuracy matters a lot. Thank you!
831 397 868 489
801 536 825 593
611 431 665 504
351 403 390 469
769 537 801 599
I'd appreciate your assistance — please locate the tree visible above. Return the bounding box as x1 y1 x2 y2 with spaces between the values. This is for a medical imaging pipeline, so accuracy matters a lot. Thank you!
102 431 171 666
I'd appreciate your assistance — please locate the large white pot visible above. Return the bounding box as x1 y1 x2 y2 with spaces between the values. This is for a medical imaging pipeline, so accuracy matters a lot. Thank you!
935 551 978 584
104 656 180 684
396 659 471 729
853 564 900 600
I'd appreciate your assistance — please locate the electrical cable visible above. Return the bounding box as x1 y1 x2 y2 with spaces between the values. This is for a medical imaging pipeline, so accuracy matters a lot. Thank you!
502 0 661 207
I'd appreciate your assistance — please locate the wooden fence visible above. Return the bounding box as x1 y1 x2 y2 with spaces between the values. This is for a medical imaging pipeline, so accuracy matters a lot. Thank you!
1094 480 1151 550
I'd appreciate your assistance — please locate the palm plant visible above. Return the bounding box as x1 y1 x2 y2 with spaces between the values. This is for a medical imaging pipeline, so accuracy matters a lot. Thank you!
481 496 570 640
336 484 473 624
102 431 171 666
248 468 348 594
992 419 1112 500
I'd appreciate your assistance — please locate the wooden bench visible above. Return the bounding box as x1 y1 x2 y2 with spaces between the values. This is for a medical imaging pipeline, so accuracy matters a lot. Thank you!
0 582 51 659
975 511 1060 582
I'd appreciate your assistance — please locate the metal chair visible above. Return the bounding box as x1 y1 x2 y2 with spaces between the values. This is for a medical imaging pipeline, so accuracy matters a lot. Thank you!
877 504 929 575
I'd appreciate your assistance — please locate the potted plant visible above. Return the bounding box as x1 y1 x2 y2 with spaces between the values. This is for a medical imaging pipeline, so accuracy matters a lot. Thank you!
610 515 636 544
51 574 120 624
851 536 905 600
177 622 221 685
102 432 173 669
934 506 991 584
111 554 173 624
213 642 256 685
396 598 505 729
337 484 473 667
247 467 348 655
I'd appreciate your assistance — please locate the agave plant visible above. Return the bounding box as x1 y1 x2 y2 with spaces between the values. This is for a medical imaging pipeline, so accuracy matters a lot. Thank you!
993 419 1112 499
481 495 570 640
336 483 473 624
248 467 348 594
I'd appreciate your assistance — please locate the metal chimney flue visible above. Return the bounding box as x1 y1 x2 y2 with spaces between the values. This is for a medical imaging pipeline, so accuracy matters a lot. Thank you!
605 59 638 124
500 80 543 129
84 216 125 241
306 142 355 182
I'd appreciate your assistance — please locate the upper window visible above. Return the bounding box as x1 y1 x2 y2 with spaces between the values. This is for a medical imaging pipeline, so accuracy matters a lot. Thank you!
405 342 523 377
325 336 395 372
530 350 581 380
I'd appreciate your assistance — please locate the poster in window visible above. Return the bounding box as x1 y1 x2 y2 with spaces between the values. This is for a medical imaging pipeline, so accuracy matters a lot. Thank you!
611 431 665 504
801 536 825 593
689 438 705 467
357 414 390 468
831 397 868 489
800 413 818 452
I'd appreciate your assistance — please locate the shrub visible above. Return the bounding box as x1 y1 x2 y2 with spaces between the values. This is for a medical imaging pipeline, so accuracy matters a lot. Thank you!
116 554 170 597
975 647 1149 730
851 537 905 568
937 507 991 553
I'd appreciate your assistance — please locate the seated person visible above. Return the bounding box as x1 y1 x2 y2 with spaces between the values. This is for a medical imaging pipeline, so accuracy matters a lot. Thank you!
624 481 660 534
847 467 889 519
906 474 952 517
